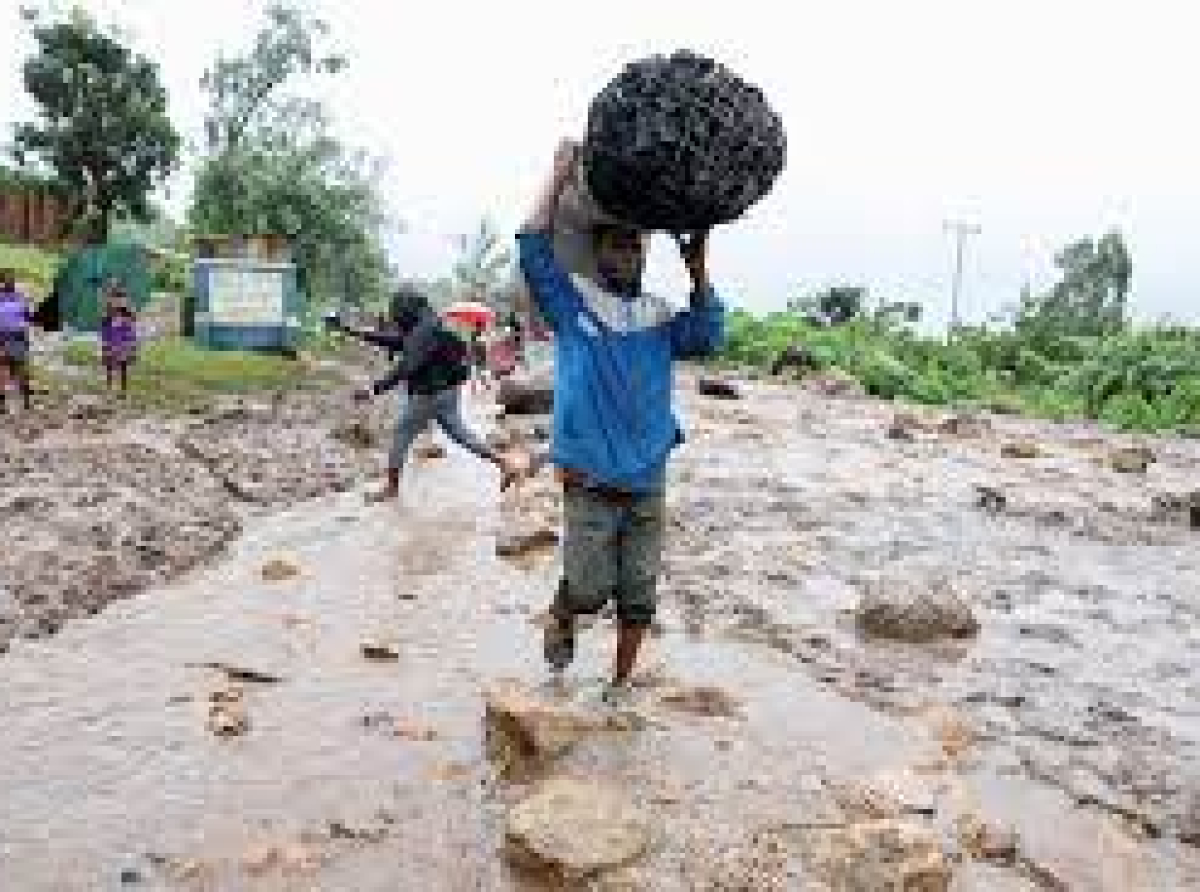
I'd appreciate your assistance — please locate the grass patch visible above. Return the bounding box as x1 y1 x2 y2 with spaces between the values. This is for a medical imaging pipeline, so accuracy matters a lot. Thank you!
0 241 62 294
59 336 335 412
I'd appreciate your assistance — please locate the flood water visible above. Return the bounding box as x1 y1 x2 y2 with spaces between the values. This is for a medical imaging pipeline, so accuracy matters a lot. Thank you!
1 376 1198 889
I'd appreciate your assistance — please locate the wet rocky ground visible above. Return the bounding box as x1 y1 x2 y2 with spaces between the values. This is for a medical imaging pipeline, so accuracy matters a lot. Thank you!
663 383 1200 856
1 370 1198 890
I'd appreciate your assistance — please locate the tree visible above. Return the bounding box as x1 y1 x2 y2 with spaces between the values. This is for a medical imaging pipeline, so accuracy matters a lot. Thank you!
190 3 390 309
788 286 867 327
12 8 180 243
1018 230 1132 337
200 3 344 153
450 218 513 303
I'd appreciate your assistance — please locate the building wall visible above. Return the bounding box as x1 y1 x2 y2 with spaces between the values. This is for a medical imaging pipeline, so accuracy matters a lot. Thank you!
0 187 69 246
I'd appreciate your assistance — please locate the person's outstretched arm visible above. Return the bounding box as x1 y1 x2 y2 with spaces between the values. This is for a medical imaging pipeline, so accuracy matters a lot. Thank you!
668 231 726 357
332 316 408 352
516 140 582 332
360 313 441 397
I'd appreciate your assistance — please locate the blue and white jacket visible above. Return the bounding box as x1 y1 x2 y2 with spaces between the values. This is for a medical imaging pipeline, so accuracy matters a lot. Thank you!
517 230 726 494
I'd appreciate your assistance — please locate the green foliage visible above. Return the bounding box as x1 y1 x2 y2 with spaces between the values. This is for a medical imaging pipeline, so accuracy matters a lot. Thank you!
0 163 67 195
450 218 513 305
0 240 61 293
723 231 1196 433
199 3 345 154
718 308 1200 433
1017 230 1132 338
12 10 180 242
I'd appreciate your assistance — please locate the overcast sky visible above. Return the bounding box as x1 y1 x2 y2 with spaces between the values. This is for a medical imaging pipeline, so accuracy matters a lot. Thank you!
2 0 1197 324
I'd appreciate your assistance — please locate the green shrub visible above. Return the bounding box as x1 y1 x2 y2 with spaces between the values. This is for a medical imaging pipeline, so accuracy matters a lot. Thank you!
714 308 1200 433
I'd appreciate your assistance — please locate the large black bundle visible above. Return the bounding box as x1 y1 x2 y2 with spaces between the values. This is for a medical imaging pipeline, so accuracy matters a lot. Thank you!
582 50 786 232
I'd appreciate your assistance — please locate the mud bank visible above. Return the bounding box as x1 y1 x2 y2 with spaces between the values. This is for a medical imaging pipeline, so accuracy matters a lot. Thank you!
0 388 389 653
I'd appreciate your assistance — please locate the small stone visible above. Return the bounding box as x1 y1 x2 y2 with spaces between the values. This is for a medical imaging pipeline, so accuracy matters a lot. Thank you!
938 412 991 438
415 442 446 460
956 813 1019 864
360 640 400 662
697 377 742 399
330 420 376 449
426 761 473 782
658 684 743 719
926 706 977 759
505 778 652 881
392 717 438 741
328 819 389 842
208 685 244 705
496 526 560 558
261 558 300 582
207 695 250 737
209 708 249 737
279 840 323 873
166 859 206 882
119 867 143 884
242 845 279 876
887 412 928 441
975 485 1007 513
1001 440 1041 459
802 369 866 398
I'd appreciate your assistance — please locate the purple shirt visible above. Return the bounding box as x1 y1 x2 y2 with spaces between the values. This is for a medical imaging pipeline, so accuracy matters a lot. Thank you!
0 290 29 334
101 314 138 349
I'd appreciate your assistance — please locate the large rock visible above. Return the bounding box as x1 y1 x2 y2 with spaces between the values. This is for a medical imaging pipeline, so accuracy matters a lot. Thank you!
769 345 820 378
1109 446 1154 474
1150 491 1200 530
798 819 952 892
937 412 991 439
855 576 980 644
802 370 866 399
484 681 631 771
497 376 553 416
505 778 652 881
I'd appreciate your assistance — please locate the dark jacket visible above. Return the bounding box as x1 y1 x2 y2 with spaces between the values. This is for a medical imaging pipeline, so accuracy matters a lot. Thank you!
362 308 470 396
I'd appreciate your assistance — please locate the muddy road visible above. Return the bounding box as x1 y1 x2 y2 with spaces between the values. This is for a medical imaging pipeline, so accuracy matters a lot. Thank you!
1 373 1198 890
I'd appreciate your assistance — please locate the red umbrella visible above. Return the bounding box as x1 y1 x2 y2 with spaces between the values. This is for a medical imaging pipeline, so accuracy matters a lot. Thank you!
441 301 496 330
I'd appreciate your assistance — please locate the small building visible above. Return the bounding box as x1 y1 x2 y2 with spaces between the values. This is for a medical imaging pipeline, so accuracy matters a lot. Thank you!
186 234 302 354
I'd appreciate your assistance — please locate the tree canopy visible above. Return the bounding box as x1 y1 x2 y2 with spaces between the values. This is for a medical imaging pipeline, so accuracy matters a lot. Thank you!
12 8 180 242
189 3 391 309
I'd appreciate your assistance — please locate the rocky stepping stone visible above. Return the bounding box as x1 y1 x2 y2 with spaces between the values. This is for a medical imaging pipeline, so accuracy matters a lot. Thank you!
505 777 652 882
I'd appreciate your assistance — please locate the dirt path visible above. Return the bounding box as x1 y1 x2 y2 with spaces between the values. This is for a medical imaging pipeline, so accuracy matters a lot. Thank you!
1 378 1198 889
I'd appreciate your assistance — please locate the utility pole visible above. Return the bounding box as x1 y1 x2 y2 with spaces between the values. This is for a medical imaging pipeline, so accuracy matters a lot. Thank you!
943 220 981 335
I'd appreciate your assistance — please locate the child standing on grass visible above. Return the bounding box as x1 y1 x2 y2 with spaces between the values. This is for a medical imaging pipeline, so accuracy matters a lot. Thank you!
100 284 138 392
0 268 34 413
